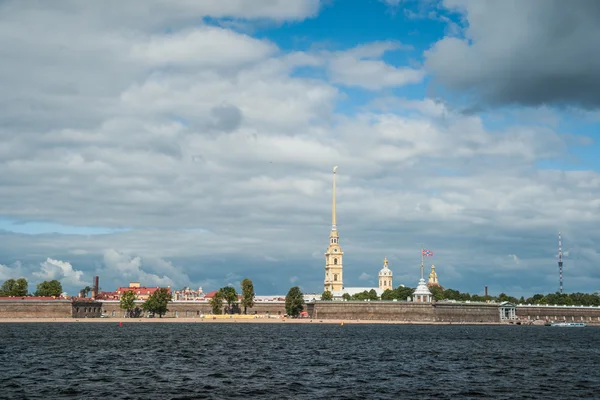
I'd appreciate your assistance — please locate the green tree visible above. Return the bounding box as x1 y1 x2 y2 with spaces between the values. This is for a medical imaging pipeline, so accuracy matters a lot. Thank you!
394 286 415 301
80 286 92 297
381 289 395 301
429 285 445 301
120 290 137 317
240 278 255 314
219 286 238 314
321 290 333 301
285 286 304 317
142 288 172 318
342 293 352 301
368 289 378 300
0 278 28 296
210 291 224 315
0 279 16 296
35 280 62 297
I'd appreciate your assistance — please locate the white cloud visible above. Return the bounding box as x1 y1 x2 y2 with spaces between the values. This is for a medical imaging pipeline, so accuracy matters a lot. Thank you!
131 27 277 68
33 258 86 288
0 2 599 297
359 273 372 281
102 250 175 288
326 41 425 90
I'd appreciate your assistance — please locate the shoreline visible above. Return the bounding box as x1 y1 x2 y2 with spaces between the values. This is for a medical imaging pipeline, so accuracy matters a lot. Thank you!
0 317 512 325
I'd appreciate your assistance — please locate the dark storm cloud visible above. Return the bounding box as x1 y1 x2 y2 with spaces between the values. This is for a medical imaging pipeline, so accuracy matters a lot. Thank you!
426 0 600 109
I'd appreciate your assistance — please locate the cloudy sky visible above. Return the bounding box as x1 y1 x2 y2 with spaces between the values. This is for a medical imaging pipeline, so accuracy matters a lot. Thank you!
1 0 599 297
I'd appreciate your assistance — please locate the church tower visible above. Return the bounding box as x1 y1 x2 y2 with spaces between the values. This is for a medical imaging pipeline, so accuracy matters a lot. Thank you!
378 257 393 290
324 166 343 293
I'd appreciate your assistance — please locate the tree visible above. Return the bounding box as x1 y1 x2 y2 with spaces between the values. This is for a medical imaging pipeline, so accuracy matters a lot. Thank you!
342 293 352 301
0 279 16 296
142 288 172 318
120 290 137 317
321 290 333 301
285 286 304 317
429 285 445 301
35 280 62 297
219 286 238 314
0 278 28 296
381 289 395 301
240 278 255 314
80 286 92 298
394 286 415 301
210 291 224 315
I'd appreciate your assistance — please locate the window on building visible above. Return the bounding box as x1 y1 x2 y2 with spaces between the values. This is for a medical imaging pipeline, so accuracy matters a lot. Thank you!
334 274 338 281
334 258 338 265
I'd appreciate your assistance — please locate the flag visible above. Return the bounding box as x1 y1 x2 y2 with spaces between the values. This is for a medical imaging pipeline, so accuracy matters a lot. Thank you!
422 249 433 257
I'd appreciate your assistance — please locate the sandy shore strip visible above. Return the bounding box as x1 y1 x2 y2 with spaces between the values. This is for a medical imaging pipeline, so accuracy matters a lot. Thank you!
0 317 507 325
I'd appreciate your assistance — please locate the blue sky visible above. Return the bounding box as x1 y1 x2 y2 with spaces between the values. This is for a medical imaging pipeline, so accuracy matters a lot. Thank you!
1 0 599 298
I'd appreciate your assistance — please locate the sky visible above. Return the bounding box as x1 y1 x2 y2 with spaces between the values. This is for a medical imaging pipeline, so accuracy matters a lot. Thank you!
1 0 600 298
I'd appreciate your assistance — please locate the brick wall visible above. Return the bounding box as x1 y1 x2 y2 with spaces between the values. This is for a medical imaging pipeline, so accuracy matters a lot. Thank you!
0 300 72 318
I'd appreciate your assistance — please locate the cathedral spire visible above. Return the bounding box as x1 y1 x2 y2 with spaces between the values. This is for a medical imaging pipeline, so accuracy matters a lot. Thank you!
332 166 338 230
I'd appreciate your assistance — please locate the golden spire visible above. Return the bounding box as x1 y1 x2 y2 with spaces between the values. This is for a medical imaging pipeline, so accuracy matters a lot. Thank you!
384 257 388 267
332 166 338 230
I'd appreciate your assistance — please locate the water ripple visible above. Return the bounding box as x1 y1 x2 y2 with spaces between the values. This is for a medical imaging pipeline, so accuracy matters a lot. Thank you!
1 323 600 399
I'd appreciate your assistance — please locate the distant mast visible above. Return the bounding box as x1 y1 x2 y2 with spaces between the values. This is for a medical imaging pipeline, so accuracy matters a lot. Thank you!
558 232 563 294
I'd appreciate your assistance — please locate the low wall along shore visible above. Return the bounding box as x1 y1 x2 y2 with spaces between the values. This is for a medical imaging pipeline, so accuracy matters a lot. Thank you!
309 301 500 323
2 298 600 324
0 299 102 318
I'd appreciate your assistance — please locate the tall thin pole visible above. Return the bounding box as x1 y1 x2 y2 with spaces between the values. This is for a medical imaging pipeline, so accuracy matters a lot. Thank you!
420 248 424 280
558 232 563 294
332 166 337 230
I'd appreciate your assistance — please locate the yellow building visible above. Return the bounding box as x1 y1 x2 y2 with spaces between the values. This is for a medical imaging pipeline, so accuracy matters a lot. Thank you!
378 258 393 290
324 166 343 292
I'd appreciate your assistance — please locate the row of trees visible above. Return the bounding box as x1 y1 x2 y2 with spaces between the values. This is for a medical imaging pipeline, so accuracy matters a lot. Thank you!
0 278 63 297
322 286 600 306
119 287 173 318
117 278 308 319
209 281 307 317
209 278 256 315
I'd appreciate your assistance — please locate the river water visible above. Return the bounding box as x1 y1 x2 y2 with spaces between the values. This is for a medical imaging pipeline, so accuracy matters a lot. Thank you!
1 323 599 399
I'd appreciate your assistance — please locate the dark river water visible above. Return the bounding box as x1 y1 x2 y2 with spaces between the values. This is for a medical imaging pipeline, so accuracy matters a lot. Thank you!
1 323 599 399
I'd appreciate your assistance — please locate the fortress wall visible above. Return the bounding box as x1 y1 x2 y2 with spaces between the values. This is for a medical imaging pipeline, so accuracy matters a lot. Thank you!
0 300 72 318
311 301 435 321
516 306 600 323
99 301 287 318
71 301 103 318
0 300 101 318
433 303 500 323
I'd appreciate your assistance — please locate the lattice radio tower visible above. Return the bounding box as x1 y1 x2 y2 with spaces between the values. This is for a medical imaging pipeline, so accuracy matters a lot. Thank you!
557 232 563 294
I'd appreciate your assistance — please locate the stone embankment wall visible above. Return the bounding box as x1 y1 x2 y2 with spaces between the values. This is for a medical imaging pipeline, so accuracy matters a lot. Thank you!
99 301 287 318
0 299 102 318
433 302 499 323
516 305 600 323
310 302 435 321
310 301 500 323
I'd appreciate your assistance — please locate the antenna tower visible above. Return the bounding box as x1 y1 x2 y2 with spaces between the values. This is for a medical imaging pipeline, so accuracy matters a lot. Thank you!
558 232 563 294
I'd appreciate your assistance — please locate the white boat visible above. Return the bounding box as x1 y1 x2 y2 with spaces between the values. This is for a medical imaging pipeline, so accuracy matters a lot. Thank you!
551 322 587 327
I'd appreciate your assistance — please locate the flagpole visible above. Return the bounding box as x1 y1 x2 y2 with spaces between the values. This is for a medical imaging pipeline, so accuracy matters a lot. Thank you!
420 248 424 280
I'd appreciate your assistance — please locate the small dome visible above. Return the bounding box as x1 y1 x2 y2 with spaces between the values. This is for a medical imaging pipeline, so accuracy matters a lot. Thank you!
379 257 393 276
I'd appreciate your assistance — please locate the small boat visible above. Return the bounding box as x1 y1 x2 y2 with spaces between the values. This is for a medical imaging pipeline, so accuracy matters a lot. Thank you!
551 322 587 327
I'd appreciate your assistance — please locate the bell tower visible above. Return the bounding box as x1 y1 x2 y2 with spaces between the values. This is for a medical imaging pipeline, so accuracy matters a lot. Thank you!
324 166 343 293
